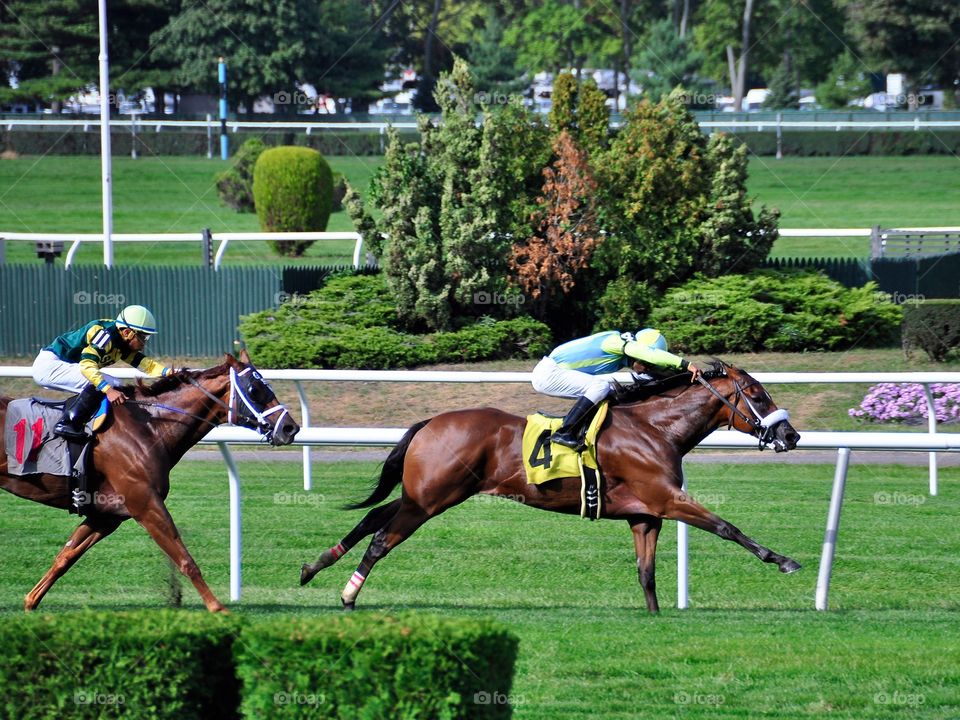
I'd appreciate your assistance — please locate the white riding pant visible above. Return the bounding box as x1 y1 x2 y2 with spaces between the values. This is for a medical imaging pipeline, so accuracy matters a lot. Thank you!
531 356 618 404
32 349 120 395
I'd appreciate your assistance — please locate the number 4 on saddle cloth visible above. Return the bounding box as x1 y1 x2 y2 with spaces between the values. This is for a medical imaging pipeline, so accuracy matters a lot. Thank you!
522 402 609 521
3 396 109 515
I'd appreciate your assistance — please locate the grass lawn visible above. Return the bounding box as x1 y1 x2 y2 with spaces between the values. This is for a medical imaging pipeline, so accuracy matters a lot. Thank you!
0 460 957 718
2 154 959 263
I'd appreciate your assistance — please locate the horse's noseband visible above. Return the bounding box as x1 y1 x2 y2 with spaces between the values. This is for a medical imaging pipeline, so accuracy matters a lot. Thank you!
229 367 290 441
698 376 792 451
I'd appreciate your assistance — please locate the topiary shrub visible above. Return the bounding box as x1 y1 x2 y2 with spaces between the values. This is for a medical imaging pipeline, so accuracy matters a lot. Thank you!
649 270 902 353
238 274 552 368
253 146 333 256
902 299 960 361
331 170 346 211
215 137 266 212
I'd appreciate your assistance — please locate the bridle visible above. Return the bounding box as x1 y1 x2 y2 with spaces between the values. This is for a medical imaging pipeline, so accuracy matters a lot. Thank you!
696 373 791 451
133 366 290 443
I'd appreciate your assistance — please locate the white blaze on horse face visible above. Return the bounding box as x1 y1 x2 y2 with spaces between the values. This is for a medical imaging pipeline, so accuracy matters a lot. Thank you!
342 570 366 604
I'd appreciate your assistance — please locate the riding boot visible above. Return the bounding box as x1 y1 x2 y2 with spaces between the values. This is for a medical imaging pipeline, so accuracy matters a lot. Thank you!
550 396 596 449
54 385 104 442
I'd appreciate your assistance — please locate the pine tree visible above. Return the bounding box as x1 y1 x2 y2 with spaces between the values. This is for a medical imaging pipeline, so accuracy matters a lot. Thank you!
548 73 577 134
466 8 527 103
577 79 610 154
763 52 799 110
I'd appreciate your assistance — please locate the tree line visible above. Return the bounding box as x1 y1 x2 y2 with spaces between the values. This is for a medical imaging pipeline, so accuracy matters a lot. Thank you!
1 0 959 113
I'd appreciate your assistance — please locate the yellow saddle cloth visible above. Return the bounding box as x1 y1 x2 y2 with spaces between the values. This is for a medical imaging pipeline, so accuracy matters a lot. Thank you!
521 402 609 485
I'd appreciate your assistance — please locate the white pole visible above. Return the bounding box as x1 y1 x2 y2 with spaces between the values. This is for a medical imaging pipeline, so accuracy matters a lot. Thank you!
677 473 689 609
97 0 113 268
295 381 312 491
815 447 850 611
923 384 938 496
219 442 242 601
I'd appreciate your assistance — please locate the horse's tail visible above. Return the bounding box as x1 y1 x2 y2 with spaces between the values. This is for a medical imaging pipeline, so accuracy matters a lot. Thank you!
345 419 430 510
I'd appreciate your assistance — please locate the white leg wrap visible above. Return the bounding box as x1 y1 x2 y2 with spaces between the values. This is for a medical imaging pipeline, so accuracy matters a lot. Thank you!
341 570 366 604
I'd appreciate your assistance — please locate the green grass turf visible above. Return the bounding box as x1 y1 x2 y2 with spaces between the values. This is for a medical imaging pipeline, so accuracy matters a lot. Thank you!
0 156 381 266
1 460 957 718
746 156 960 259
2 154 959 263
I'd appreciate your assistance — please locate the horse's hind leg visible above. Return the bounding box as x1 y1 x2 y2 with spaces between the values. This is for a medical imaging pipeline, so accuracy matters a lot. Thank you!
340 499 431 610
666 494 800 573
25 516 123 611
300 499 401 586
628 515 663 613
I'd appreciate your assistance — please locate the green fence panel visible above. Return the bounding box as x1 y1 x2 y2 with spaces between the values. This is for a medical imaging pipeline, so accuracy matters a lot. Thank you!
0 266 283 357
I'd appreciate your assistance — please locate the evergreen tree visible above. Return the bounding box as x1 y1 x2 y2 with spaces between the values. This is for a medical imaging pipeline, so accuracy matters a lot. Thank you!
632 19 707 105
815 52 873 109
466 8 527 103
577 79 610 155
763 52 799 110
548 72 578 135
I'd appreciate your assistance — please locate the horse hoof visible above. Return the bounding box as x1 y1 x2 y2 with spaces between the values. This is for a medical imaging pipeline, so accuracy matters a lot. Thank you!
341 599 355 612
300 564 316 586
779 558 801 574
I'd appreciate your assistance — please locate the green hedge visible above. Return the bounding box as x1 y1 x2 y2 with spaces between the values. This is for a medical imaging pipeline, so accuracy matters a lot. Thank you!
239 274 552 368
236 614 518 720
253 146 333 256
902 299 960 361
0 610 239 720
726 130 960 156
0 611 518 720
649 270 903 353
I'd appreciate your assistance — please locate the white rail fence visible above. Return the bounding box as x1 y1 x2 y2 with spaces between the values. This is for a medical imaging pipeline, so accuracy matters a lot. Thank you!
2 367 958 610
0 231 367 270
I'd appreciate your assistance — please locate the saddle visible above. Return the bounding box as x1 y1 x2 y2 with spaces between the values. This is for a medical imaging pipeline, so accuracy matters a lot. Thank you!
522 403 609 521
3 396 109 515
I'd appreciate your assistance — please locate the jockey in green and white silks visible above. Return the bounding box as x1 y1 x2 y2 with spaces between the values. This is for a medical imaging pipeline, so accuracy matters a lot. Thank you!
532 328 702 448
32 304 173 441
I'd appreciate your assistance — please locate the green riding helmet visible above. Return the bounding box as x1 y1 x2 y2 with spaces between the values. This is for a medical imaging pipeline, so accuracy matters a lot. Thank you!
116 305 159 335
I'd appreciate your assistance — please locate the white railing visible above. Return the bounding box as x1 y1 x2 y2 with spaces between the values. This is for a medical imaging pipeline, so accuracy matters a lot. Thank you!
4 117 960 133
2 366 958 609
0 231 367 270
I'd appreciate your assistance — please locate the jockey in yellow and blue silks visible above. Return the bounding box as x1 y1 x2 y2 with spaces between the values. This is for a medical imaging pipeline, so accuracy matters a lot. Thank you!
531 328 702 448
32 305 173 441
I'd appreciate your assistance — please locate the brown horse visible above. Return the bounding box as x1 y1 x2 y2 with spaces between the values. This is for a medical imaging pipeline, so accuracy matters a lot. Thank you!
301 361 800 612
0 350 299 612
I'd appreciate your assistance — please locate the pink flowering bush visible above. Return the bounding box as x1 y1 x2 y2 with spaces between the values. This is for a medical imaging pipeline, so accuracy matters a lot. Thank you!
849 383 960 424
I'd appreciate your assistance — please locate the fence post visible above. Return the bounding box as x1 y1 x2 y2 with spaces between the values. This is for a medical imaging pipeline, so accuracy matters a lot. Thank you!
776 112 783 159
202 228 213 268
870 224 882 259
0 238 4 265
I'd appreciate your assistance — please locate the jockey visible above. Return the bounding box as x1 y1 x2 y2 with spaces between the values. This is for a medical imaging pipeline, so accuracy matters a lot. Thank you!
31 305 173 441
531 328 702 448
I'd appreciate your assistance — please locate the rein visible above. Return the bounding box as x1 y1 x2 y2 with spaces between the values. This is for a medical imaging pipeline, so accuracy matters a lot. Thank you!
696 375 790 450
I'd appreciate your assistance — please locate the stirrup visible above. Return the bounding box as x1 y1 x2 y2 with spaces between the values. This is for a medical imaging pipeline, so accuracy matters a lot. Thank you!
54 422 90 443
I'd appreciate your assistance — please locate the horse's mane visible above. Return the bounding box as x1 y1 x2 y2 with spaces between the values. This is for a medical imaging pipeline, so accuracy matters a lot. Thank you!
609 359 731 405
125 363 229 397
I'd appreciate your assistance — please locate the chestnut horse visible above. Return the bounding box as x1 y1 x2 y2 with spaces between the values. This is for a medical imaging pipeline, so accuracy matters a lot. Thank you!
0 350 299 612
301 362 800 612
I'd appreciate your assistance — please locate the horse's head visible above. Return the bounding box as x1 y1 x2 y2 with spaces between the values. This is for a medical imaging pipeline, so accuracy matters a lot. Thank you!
701 362 800 453
223 349 300 446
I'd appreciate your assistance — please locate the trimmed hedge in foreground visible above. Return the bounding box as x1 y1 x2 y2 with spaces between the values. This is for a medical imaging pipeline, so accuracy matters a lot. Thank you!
0 611 517 720
0 610 239 720
236 614 518 719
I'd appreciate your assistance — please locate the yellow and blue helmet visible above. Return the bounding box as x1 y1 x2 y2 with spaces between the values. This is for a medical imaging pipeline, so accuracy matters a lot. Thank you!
635 328 667 352
116 305 158 335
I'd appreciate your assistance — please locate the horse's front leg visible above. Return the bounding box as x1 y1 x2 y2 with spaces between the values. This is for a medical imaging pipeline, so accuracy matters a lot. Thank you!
132 494 227 612
25 516 123 611
628 515 663 612
664 492 801 573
